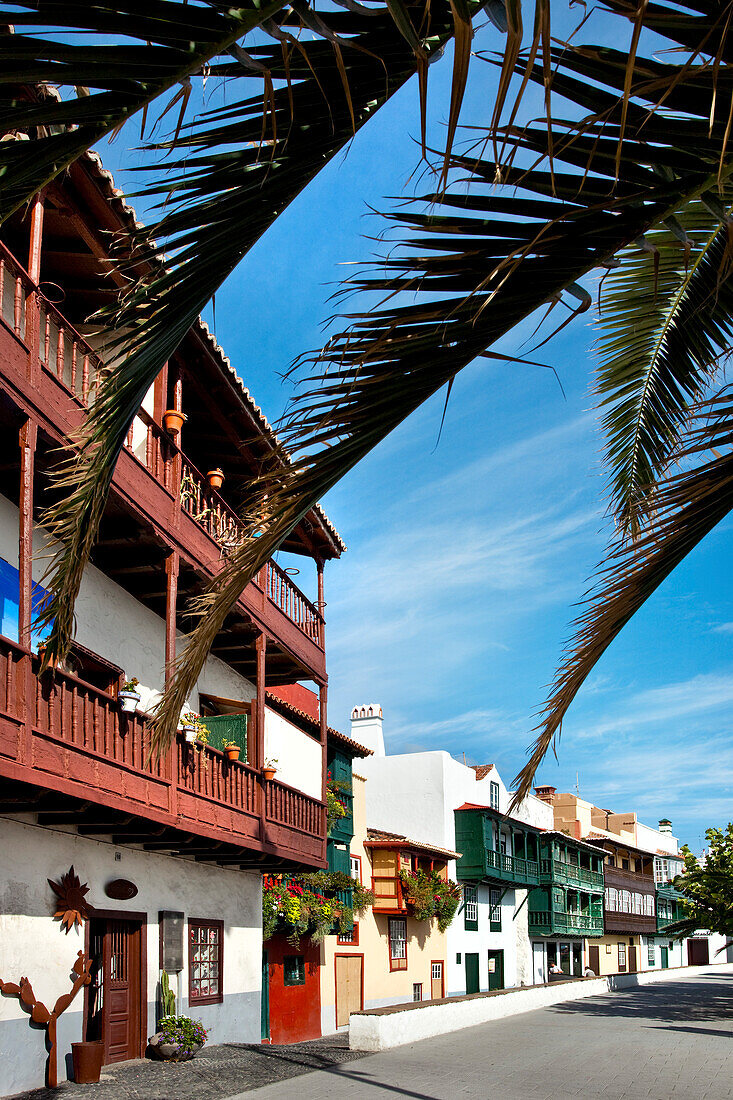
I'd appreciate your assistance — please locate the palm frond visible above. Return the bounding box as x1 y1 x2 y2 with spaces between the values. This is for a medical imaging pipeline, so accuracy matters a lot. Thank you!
147 12 733 750
513 388 733 803
33 0 476 681
596 194 733 538
0 1 289 220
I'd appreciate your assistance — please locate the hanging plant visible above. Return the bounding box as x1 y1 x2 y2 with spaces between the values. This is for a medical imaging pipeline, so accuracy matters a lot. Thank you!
262 871 373 946
326 772 350 834
399 869 462 932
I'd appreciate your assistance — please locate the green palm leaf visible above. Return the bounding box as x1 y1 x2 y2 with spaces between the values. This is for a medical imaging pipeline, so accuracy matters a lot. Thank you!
513 387 733 803
146 16 733 752
596 196 733 539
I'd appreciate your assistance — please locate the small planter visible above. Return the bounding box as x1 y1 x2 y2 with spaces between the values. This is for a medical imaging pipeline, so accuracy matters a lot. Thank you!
183 726 197 744
118 689 141 715
263 766 277 782
148 1033 202 1063
72 1040 104 1083
36 643 58 670
225 746 241 762
207 468 225 490
163 409 187 435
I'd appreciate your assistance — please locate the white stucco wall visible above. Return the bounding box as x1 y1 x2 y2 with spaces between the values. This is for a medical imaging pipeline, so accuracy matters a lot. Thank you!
636 821 679 857
0 817 261 1097
264 708 322 800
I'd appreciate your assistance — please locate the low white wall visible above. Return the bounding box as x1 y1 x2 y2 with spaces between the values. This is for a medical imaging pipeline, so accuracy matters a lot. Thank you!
349 962 733 1052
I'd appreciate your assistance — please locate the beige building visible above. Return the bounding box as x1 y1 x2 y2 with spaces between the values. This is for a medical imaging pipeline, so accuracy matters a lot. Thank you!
321 774 457 1033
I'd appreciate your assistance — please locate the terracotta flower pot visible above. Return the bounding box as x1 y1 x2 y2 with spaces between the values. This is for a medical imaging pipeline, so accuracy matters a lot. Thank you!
263 766 277 781
148 1033 202 1062
163 409 187 434
225 746 240 762
72 1041 104 1084
207 468 225 490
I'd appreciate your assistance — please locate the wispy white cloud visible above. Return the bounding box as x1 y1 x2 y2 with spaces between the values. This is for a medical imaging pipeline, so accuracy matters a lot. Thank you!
712 622 733 634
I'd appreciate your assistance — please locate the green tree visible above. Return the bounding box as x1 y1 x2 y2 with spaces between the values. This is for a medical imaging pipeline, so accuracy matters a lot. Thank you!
670 826 733 949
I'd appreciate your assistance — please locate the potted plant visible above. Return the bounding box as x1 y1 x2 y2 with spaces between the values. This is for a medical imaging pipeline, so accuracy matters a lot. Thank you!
207 468 225 490
162 409 186 434
263 757 278 781
148 1015 208 1062
181 711 207 744
118 677 141 714
36 640 58 670
222 738 241 762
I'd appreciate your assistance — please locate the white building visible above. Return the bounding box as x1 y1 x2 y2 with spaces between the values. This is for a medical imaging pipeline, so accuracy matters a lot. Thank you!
352 705 554 996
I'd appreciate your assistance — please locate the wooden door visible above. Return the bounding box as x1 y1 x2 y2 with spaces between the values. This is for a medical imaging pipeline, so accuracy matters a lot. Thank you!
465 953 480 994
487 950 504 991
687 939 709 965
628 944 637 973
86 916 143 1064
430 961 444 999
335 955 363 1027
588 946 600 974
660 947 669 969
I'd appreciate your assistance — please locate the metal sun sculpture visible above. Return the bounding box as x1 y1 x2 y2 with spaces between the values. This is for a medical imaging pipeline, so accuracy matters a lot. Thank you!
48 865 90 933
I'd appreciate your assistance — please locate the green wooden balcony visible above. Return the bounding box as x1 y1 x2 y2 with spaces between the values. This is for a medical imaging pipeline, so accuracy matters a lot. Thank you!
539 858 604 891
485 848 540 886
656 884 683 932
528 909 604 936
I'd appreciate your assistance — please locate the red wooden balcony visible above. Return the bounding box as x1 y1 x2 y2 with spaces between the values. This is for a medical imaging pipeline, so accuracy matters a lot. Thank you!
0 241 325 678
0 635 326 870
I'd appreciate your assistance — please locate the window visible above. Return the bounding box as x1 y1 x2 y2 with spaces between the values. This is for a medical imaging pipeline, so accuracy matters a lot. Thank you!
644 895 655 917
605 887 618 912
620 890 631 913
464 885 478 931
413 983 422 1002
284 955 306 986
350 855 362 883
338 922 359 946
633 892 643 915
456 952 462 964
654 857 668 884
490 781 500 811
188 919 223 1005
431 962 443 979
648 943 655 967
400 852 413 872
389 918 407 970
490 888 502 932
618 943 627 971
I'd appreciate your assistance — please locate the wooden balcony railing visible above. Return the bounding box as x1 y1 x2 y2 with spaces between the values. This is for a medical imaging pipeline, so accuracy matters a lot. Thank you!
0 240 324 657
539 859 604 891
528 910 604 935
0 635 326 865
486 847 539 885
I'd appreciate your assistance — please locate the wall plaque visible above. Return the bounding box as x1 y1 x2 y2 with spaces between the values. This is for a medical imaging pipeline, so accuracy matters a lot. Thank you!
105 879 138 901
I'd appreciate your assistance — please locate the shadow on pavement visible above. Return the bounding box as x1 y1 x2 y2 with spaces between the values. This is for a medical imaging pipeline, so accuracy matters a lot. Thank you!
549 973 733 1030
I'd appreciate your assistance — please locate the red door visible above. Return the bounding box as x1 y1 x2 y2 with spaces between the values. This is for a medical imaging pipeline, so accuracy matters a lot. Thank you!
86 916 144 1064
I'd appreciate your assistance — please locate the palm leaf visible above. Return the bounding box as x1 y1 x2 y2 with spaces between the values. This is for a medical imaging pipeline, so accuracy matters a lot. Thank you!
146 15 733 752
596 194 733 538
513 388 733 803
33 0 481 676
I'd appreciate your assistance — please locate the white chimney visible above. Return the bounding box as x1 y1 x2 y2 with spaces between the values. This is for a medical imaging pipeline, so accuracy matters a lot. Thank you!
350 704 385 757
658 818 673 835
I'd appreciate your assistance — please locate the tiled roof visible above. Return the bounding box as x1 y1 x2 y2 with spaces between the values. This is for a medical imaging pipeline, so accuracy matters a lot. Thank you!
77 148 345 555
265 688 372 758
470 764 495 780
365 829 461 861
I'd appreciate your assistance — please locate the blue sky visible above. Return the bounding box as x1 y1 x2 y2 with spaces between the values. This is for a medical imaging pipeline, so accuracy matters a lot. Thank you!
99 9 733 853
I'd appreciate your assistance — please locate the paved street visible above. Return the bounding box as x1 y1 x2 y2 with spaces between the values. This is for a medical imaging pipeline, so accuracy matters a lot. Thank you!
236 969 733 1100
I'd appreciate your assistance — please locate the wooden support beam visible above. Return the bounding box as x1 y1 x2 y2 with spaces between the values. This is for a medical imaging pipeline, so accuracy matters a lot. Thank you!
27 192 45 283
165 550 179 683
254 633 266 773
18 419 36 650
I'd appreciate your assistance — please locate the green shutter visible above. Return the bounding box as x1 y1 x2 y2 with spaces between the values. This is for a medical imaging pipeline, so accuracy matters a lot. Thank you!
203 713 248 754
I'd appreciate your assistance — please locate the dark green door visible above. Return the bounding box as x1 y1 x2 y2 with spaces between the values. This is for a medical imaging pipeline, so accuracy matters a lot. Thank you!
261 951 269 1041
465 952 480 994
487 950 504 991
660 947 669 969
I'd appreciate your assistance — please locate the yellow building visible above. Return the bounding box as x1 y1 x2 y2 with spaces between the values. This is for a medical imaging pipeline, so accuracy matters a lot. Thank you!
321 774 458 1033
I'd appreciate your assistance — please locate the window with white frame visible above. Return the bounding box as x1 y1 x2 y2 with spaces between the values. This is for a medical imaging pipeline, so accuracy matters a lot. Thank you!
618 942 627 969
413 983 422 1002
464 885 478 930
654 857 668 884
490 781 500 811
389 918 407 970
645 895 655 917
620 890 631 913
633 892 643 915
648 942 655 966
350 855 362 883
605 887 618 912
431 962 443 980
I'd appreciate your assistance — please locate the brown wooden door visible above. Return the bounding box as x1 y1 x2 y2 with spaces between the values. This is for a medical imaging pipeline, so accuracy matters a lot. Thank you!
335 955 363 1027
588 946 600 974
87 916 143 1064
431 961 444 999
628 945 638 973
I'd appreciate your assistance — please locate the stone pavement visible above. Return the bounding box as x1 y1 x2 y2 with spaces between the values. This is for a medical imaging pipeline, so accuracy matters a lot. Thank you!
8 1034 368 1100
236 969 733 1100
